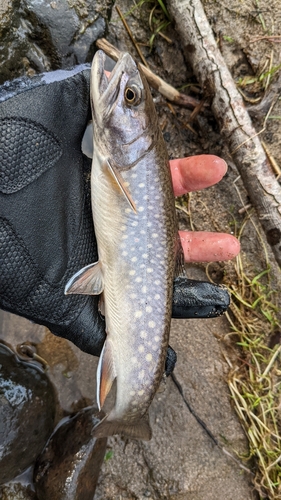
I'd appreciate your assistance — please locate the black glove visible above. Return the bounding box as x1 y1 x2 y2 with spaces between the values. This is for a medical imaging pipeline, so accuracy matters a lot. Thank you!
0 65 106 356
0 67 229 358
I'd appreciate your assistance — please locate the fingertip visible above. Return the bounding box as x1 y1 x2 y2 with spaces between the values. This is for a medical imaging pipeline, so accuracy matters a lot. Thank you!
226 234 241 259
171 155 228 196
179 231 240 263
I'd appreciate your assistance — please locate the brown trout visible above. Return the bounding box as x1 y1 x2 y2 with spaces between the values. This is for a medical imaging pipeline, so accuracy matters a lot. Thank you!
65 50 181 440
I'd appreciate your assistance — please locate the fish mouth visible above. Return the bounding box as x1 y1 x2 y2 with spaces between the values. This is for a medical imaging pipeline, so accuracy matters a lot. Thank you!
91 50 140 111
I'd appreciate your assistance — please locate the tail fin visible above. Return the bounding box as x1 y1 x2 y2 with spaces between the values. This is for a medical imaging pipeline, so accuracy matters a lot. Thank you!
93 412 152 441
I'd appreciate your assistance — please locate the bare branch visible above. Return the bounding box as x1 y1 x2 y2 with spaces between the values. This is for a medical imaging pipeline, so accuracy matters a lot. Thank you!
167 0 281 266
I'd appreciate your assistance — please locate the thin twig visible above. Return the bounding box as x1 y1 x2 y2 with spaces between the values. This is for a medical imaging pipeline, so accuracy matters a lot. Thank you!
96 38 201 110
262 141 281 179
115 5 149 68
249 36 281 44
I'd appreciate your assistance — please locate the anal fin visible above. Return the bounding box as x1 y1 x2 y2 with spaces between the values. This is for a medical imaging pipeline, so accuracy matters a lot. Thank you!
64 261 104 295
96 339 116 410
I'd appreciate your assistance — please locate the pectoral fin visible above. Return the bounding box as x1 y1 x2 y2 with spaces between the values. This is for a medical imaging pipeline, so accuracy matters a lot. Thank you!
96 339 116 410
106 159 137 214
64 261 104 295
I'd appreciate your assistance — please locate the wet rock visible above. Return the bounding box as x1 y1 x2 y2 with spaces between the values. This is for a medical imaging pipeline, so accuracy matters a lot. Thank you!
34 407 107 500
0 0 112 84
0 343 56 484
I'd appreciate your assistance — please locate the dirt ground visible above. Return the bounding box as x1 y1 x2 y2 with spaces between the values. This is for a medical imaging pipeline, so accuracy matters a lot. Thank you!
1 0 281 499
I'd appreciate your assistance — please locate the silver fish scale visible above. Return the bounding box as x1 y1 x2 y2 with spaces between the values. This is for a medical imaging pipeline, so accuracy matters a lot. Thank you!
92 135 177 424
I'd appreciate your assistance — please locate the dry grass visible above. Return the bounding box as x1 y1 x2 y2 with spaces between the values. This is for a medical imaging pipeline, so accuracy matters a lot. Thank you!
223 212 281 499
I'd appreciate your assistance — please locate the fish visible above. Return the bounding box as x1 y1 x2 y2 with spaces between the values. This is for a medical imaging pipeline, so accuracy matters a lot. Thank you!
65 50 182 440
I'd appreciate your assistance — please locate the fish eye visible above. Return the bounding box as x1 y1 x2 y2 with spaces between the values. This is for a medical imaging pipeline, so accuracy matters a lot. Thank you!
124 84 142 106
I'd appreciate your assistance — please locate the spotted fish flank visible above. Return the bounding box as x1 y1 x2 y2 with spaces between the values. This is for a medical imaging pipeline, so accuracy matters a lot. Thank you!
65 50 181 440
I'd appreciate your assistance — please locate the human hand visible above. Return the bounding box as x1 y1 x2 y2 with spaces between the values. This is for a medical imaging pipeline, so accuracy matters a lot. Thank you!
0 66 239 357
171 155 240 261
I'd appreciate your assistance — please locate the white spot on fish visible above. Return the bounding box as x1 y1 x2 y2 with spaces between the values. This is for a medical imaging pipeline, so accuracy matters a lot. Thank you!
152 233 158 238
129 270 136 276
138 370 145 380
155 280 160 286
155 294 160 300
142 253 148 259
138 389 144 396
131 357 137 364
131 293 137 299
135 310 143 318
141 286 147 293
125 208 131 213
140 330 147 339
131 256 137 262
130 390 136 396
154 335 160 342
146 353 153 362
138 206 144 212
121 225 126 232
136 277 142 283
122 250 128 256
139 183 145 188
146 305 152 313
148 321 156 328
138 345 145 353
147 268 153 273
132 221 138 227
122 234 128 240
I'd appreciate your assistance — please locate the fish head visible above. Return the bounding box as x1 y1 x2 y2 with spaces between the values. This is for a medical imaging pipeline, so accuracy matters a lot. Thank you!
91 50 158 167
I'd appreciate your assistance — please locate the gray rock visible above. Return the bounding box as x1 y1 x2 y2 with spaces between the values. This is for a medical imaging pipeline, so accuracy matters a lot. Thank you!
0 0 112 84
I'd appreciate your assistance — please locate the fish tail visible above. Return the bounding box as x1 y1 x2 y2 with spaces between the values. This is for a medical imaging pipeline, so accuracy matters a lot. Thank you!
93 412 152 441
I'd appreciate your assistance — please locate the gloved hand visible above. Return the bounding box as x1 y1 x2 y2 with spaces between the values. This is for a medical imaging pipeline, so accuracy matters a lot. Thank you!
0 65 107 355
0 66 239 358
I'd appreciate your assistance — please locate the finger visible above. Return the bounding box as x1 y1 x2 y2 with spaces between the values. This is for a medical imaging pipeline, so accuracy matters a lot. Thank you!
179 231 240 262
170 155 227 197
